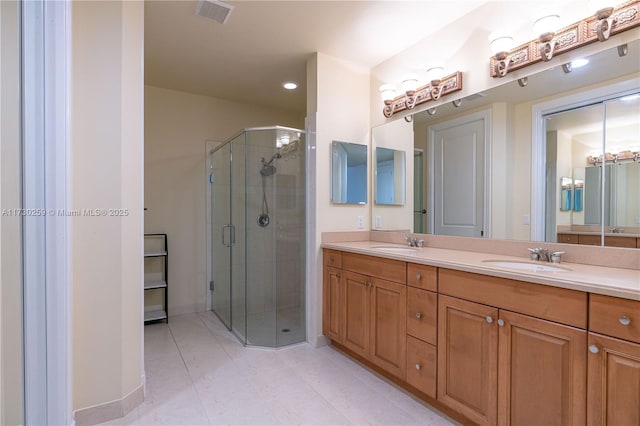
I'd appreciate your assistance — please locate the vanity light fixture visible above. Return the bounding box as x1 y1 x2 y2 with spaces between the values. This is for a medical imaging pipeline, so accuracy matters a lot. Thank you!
427 108 437 115
590 0 618 41
534 11 561 61
588 149 640 165
379 70 463 118
452 99 462 107
488 0 640 78
518 77 528 87
489 33 515 77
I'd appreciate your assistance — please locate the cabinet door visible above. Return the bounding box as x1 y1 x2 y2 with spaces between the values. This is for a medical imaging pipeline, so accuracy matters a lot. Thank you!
322 266 344 343
587 333 640 426
438 295 498 426
370 277 406 378
498 310 587 426
343 271 370 358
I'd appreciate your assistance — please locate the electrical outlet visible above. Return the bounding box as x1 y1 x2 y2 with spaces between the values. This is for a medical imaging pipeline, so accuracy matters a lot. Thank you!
523 214 530 225
357 215 364 229
375 215 382 228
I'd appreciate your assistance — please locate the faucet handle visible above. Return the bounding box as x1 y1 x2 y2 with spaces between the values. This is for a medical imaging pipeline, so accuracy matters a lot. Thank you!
550 251 565 264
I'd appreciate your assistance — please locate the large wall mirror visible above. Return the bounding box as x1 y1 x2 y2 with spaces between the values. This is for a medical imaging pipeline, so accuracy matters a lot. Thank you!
331 141 367 204
371 38 639 247
375 147 406 206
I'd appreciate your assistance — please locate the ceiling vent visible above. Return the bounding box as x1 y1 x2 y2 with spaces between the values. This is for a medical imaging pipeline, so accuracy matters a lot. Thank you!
195 0 234 25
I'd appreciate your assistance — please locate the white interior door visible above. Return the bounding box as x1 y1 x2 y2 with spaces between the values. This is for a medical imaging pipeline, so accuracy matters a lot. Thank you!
431 118 485 237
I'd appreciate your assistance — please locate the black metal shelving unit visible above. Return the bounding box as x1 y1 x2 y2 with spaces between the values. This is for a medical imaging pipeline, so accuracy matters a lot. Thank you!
144 233 168 323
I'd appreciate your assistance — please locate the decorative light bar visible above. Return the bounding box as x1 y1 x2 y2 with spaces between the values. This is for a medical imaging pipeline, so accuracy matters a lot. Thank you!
588 149 640 165
380 71 463 118
489 0 640 78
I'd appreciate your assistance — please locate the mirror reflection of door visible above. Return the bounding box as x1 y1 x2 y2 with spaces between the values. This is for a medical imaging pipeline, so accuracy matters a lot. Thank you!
543 92 640 244
428 115 486 237
414 149 424 232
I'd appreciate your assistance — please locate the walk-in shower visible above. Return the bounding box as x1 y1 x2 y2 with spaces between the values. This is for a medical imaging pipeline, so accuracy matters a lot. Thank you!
209 126 306 347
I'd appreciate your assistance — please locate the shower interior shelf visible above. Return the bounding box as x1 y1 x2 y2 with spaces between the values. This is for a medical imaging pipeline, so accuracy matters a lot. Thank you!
144 233 168 323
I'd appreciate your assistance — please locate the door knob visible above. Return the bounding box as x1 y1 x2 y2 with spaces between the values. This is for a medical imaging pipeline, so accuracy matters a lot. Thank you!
415 312 422 319
415 364 421 370
589 344 600 354
497 319 505 327
415 274 422 280
486 316 493 324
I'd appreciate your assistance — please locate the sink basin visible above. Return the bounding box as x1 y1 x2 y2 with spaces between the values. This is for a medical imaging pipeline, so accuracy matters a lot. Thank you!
482 260 570 272
370 246 418 254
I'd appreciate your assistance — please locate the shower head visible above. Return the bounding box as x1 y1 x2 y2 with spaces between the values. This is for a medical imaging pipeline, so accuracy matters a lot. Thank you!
260 164 276 176
260 153 281 176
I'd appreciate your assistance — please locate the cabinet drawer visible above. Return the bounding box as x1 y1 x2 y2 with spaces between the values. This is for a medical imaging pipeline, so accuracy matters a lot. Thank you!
323 249 342 269
342 252 406 284
604 236 637 248
439 268 587 328
407 263 437 291
406 336 436 398
557 233 578 244
578 235 601 246
590 294 640 344
407 287 436 345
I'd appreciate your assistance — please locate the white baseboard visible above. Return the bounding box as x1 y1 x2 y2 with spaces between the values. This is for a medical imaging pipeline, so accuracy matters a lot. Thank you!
73 383 144 426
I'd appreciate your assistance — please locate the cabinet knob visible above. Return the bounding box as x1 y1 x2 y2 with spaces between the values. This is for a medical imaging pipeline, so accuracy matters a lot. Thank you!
416 273 422 280
589 344 600 354
415 364 421 371
486 316 493 324
415 312 422 319
497 319 505 327
619 315 631 326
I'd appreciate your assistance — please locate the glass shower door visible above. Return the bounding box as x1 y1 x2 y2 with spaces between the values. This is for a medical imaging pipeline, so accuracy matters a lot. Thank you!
210 145 232 328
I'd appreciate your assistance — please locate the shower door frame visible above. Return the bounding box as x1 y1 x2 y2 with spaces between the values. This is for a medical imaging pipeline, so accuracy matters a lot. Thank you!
206 126 309 347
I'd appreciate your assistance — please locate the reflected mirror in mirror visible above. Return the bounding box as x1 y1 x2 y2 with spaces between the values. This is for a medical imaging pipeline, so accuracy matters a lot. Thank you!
560 177 573 211
545 91 640 245
375 147 406 205
372 39 639 247
331 141 367 204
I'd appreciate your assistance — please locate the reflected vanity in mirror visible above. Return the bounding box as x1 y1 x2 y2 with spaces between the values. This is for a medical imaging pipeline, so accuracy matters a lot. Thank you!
331 141 367 204
375 147 406 205
370 39 639 247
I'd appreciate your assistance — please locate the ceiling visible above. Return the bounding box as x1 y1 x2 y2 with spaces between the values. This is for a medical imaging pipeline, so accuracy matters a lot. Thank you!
144 0 487 114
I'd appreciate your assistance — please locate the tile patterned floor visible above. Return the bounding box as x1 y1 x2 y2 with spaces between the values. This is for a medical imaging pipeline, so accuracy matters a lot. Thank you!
100 312 458 426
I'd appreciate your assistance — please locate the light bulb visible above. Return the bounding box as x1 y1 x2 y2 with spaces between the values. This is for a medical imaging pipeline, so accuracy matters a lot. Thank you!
426 66 445 84
534 11 560 37
379 84 396 103
401 75 419 94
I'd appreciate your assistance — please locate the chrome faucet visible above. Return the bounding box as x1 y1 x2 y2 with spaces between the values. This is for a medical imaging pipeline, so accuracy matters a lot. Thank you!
405 236 418 247
528 247 564 263
405 236 424 248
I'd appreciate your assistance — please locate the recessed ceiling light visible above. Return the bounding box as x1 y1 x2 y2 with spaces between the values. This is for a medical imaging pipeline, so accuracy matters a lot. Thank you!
282 81 298 90
571 58 589 68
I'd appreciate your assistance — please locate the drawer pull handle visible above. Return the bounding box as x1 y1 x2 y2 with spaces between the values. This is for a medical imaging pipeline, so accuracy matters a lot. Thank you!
589 344 600 354
415 364 421 370
486 316 493 324
619 316 631 326
497 319 505 327
415 312 422 319
416 273 422 280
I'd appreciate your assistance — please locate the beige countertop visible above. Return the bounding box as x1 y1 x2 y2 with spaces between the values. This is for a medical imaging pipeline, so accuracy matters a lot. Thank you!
322 240 640 301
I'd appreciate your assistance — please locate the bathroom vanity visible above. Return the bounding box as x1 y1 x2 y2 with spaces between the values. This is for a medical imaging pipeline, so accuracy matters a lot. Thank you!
321 240 640 426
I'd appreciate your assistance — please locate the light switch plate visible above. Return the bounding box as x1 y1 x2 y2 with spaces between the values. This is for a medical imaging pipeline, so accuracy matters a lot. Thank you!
375 215 382 228
357 215 364 229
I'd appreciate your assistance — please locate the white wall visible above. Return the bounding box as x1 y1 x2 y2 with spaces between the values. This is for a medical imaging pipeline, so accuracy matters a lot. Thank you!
0 1 24 422
307 52 371 346
144 85 303 317
70 0 144 416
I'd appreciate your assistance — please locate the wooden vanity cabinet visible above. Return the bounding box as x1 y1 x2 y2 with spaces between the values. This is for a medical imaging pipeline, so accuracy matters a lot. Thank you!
324 250 407 379
438 269 588 426
587 295 640 426
322 250 344 343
